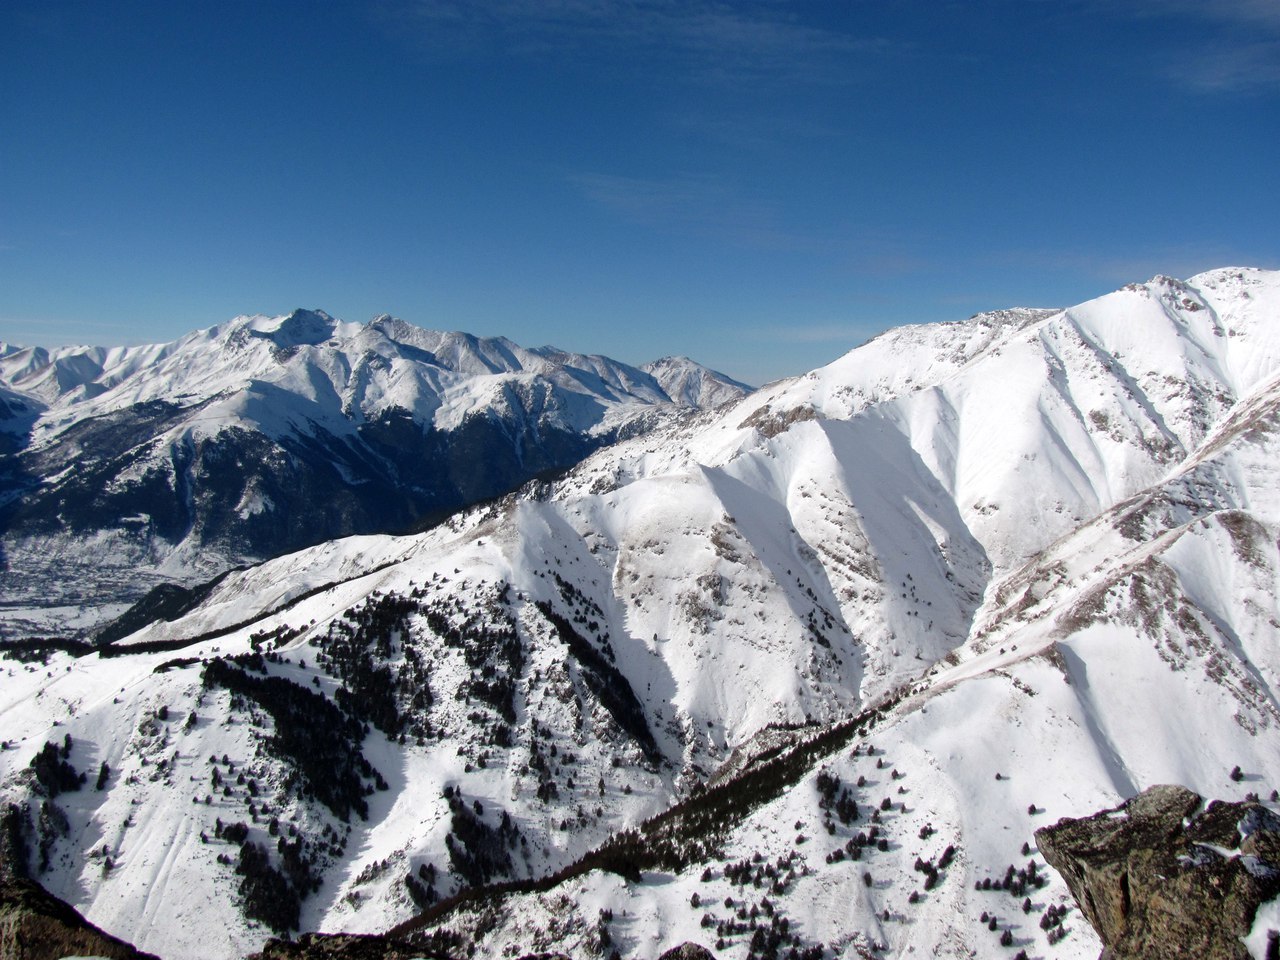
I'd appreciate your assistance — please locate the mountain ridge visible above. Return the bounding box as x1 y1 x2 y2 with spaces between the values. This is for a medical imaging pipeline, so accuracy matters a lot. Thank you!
2 268 1278 959
0 311 749 642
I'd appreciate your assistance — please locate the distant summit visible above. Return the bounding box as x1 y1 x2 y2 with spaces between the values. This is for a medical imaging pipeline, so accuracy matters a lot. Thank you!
3 270 1279 960
0 312 750 640
641 355 752 409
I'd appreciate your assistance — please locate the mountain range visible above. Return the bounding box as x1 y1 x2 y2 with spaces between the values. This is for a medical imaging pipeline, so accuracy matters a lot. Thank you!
2 268 1278 960
0 311 748 641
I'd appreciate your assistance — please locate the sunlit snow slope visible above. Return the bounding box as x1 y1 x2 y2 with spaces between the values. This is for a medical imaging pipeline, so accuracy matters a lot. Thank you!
2 268 1278 960
0 311 747 640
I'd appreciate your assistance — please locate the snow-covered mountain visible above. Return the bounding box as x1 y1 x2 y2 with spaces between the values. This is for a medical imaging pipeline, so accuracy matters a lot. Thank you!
641 355 754 410
2 268 1279 960
0 311 748 640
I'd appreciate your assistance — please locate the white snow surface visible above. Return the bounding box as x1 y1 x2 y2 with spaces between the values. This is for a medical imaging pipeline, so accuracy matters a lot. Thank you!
640 356 753 410
3 268 1280 959
0 310 747 443
0 310 750 639
1246 895 1280 959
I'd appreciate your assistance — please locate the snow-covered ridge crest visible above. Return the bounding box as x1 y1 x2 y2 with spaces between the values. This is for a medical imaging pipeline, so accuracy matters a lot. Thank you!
0 310 751 640
0 308 747 437
3 268 1280 960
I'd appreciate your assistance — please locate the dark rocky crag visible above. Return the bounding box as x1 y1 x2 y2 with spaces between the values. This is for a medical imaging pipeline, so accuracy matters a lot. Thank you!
656 945 718 960
248 936 717 960
1036 783 1280 960
248 931 451 960
0 867 158 960
0 819 154 960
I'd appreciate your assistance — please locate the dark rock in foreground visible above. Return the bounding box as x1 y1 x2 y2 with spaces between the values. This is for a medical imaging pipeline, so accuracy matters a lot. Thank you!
0 872 159 960
657 944 719 960
249 932 450 959
249 934 719 960
1036 783 1280 960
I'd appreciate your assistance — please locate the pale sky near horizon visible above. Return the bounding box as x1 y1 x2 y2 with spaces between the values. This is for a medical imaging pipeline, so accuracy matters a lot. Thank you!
2 0 1277 385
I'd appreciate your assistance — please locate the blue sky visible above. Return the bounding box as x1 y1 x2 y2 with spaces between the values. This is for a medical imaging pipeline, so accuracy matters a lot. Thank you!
2 1 1277 384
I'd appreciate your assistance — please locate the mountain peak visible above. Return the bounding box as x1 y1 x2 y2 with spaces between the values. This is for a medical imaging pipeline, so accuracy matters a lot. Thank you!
640 355 752 408
3 269 1279 960
241 308 341 349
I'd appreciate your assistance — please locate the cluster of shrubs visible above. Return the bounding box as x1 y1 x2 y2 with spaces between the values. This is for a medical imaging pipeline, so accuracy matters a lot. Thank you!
745 917 824 960
802 607 834 649
815 769 859 827
974 858 1046 898
212 817 323 935
318 591 425 738
247 624 304 652
442 786 522 889
29 736 84 798
202 659 381 822
19 739 87 876
721 851 805 895
235 839 299 932
967 845 1068 951
535 600 658 763
826 824 890 864
977 910 1019 947
0 804 32 877
425 585 522 726
415 928 467 957
577 691 908 882
35 799 70 873
1041 902 1070 943
694 890 821 960
551 572 618 662
404 861 438 909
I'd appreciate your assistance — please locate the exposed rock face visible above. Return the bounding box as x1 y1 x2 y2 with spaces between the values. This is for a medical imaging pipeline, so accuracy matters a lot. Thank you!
249 931 448 959
0 872 158 960
1035 784 1280 960
249 933 719 960
1 312 750 641
657 945 719 960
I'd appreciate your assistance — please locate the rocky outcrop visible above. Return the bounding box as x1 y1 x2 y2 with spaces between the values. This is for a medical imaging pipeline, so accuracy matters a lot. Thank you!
657 945 718 960
249 934 718 960
0 872 158 960
1035 784 1280 960
245 936 716 957
249 932 449 959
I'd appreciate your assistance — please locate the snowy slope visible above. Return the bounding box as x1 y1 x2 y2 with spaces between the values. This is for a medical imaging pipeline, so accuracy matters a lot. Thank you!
2 268 1278 959
0 311 749 641
641 356 753 410
409 271 1280 959
0 313 746 441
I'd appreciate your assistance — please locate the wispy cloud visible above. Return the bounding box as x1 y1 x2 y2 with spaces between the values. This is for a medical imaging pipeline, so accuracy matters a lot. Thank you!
1088 0 1280 93
570 170 812 249
379 0 884 85
1121 0 1280 31
986 245 1279 285
0 317 145 349
838 249 934 280
1165 39 1280 93
744 322 878 345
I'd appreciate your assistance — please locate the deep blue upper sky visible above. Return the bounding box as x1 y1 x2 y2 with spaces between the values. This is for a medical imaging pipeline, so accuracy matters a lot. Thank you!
3 0 1277 384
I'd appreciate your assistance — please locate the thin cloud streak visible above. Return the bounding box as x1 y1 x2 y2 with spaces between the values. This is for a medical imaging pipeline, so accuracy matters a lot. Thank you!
1 317 158 348
1120 0 1280 30
570 170 816 250
1169 39 1280 93
745 322 879 345
381 0 887 84
1084 0 1280 92
984 246 1280 286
